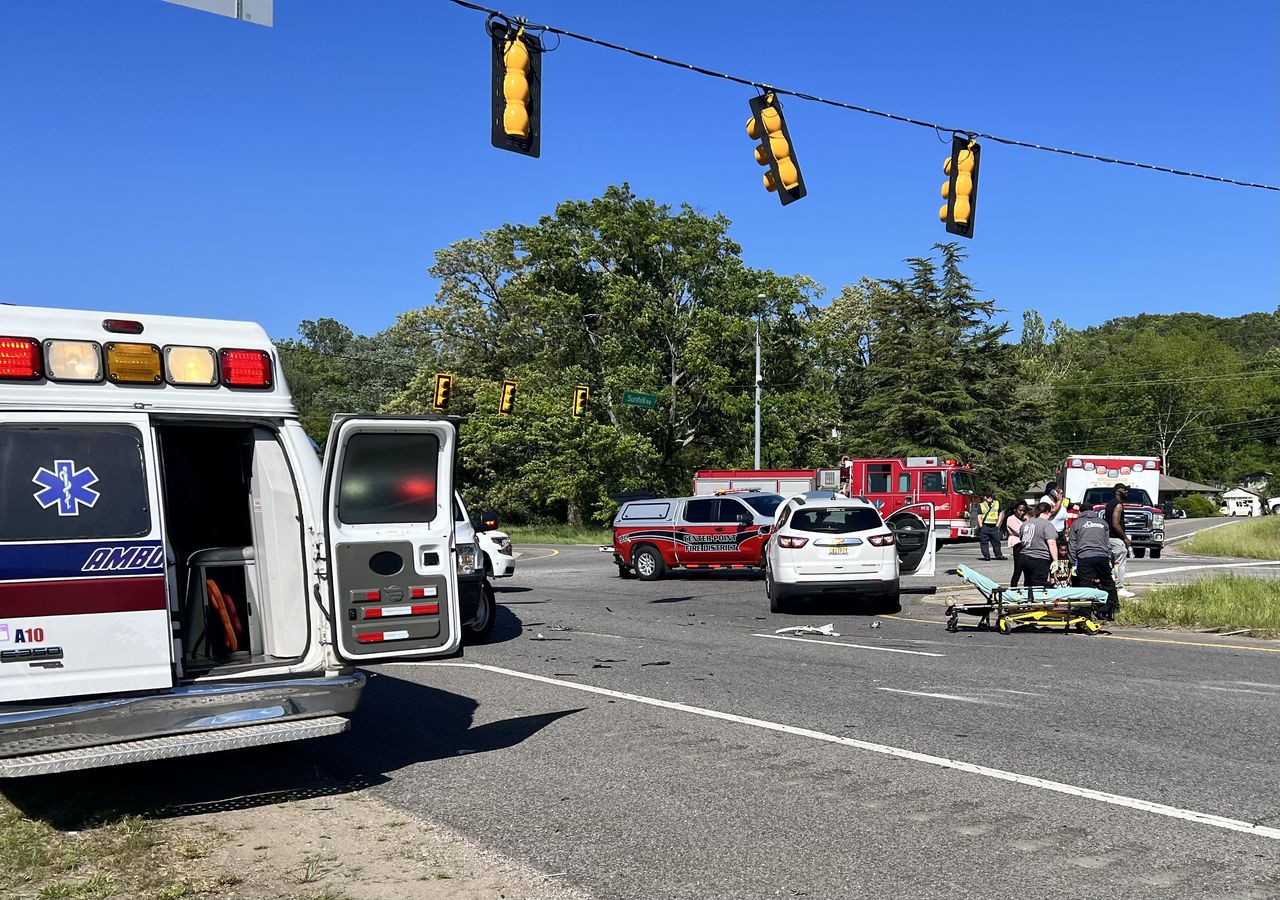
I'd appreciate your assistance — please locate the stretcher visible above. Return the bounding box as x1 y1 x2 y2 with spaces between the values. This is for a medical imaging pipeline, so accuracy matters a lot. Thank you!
945 565 1109 635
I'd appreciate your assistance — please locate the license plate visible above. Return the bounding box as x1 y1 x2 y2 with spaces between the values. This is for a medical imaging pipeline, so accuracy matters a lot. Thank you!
828 546 848 555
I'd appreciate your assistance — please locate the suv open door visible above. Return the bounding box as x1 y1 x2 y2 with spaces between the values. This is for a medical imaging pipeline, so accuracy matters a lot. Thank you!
887 502 937 577
322 416 462 662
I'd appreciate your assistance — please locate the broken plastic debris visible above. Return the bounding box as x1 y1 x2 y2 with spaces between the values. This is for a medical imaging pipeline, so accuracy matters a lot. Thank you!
870 621 882 629
641 660 672 667
530 633 571 642
774 623 841 637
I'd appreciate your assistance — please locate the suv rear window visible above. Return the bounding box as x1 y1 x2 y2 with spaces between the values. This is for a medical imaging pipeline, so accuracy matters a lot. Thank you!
1083 487 1153 507
790 507 883 534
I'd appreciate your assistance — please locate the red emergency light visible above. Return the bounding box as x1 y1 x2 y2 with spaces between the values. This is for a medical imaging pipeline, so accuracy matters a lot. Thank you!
218 348 273 389
102 319 145 335
0 337 42 381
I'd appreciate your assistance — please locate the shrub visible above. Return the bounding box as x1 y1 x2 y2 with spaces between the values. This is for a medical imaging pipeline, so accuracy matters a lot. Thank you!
1173 494 1217 518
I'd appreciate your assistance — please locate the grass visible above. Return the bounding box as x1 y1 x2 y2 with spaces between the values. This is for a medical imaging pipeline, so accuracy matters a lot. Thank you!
1119 574 1280 637
506 524 612 545
1180 515 1280 560
0 797 228 900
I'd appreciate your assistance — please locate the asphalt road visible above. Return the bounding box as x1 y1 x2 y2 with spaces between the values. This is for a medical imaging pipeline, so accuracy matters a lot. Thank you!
305 518 1280 899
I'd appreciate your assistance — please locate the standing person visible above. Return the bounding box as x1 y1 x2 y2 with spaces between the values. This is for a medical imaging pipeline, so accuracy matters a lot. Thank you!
1069 507 1118 619
1106 483 1137 599
977 492 1006 561
1017 502 1059 588
1002 501 1030 587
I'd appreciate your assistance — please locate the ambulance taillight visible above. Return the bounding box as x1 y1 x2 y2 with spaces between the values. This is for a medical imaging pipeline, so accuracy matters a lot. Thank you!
0 336 42 381
105 341 163 384
164 345 218 386
45 339 104 382
102 318 145 335
219 348 273 389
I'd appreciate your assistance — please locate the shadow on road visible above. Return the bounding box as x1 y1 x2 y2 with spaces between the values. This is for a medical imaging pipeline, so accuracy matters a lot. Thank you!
3 675 581 829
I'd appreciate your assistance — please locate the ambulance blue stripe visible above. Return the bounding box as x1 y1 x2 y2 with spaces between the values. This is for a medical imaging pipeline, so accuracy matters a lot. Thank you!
0 540 163 582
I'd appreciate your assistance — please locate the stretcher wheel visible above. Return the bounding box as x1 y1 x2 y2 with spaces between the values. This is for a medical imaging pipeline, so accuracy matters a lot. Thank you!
996 618 1010 635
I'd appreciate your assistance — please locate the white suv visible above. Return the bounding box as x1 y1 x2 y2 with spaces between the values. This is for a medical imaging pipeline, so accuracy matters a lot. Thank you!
765 494 937 613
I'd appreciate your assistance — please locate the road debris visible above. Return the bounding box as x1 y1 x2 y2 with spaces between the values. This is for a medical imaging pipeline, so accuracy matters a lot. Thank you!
870 621 883 629
774 624 841 637
530 633 572 642
641 660 672 667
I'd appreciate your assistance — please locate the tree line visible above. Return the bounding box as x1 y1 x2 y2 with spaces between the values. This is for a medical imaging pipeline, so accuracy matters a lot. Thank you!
278 185 1280 524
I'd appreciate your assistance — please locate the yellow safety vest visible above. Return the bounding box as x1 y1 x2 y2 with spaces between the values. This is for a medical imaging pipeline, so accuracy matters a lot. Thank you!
979 500 1000 525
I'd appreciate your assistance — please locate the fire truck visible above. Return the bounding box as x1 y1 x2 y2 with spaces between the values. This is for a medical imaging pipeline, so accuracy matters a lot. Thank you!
692 456 981 539
1057 454 1165 557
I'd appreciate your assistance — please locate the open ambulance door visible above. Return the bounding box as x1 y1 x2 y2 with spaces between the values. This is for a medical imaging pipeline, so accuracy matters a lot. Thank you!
888 502 937 578
322 416 461 662
0 412 174 702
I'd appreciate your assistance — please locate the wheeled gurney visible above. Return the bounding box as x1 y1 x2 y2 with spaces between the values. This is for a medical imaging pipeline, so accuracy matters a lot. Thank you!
945 565 1109 635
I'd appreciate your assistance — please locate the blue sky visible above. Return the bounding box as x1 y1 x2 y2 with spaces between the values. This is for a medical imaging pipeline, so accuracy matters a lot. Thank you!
2 0 1276 341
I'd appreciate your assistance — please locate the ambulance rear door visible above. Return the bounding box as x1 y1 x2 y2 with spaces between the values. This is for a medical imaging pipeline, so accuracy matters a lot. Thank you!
322 416 461 662
0 413 173 702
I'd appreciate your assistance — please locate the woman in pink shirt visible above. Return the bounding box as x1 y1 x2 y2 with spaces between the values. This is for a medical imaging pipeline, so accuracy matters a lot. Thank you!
1001 501 1031 587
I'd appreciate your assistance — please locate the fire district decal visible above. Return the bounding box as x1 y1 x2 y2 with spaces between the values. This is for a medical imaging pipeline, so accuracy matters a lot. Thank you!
31 460 100 517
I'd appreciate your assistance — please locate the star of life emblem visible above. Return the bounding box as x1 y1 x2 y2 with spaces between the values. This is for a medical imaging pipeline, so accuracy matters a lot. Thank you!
32 459 101 516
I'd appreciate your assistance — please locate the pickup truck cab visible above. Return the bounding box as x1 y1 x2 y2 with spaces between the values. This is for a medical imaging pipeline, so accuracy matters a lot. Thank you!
612 491 783 580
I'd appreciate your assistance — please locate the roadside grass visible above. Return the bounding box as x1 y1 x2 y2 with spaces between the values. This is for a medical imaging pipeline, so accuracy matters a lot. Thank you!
0 797 231 900
506 524 612 545
1181 516 1280 560
1119 575 1280 637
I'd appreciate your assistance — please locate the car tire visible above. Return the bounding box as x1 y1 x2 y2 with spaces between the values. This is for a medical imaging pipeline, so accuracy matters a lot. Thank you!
1133 547 1147 559
880 589 902 614
1149 548 1162 560
632 545 666 582
463 580 496 644
767 570 787 613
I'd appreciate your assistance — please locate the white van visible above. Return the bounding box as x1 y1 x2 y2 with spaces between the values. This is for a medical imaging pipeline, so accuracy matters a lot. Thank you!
0 306 465 776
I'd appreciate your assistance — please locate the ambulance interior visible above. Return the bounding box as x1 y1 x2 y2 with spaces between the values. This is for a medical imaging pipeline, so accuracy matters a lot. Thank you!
156 422 309 677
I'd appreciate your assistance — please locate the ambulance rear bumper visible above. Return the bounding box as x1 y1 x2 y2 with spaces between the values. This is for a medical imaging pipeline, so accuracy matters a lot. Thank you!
0 672 365 768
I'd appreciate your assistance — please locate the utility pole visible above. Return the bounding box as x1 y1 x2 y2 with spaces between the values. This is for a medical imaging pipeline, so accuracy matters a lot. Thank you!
755 293 765 468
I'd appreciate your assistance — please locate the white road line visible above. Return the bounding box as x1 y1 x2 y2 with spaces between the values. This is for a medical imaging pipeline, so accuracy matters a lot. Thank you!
415 661 1280 843
994 688 1045 697
877 687 995 704
1165 520 1238 544
1201 686 1280 698
1130 560 1280 579
751 633 944 657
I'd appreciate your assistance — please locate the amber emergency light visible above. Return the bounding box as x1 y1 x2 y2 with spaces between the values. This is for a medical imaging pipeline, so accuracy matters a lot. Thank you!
0 337 42 381
219 348 273 389
44 340 104 382
164 345 218 386
105 342 163 384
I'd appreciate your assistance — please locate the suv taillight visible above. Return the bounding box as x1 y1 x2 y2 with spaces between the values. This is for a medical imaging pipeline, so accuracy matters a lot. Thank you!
778 535 809 549
868 533 896 547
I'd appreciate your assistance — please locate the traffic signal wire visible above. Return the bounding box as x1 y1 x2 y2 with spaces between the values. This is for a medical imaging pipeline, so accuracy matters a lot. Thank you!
444 0 1279 193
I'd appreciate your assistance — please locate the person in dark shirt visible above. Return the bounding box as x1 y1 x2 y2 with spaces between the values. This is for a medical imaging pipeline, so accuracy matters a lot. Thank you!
1070 508 1118 619
1104 483 1134 598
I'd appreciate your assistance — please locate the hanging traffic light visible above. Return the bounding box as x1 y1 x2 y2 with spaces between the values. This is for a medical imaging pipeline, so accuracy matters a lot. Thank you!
489 20 541 157
432 373 453 412
939 135 980 238
571 385 590 418
746 93 805 206
499 379 518 415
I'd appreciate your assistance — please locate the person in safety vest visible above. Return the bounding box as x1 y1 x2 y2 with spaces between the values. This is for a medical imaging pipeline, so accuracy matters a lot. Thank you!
977 492 1006 561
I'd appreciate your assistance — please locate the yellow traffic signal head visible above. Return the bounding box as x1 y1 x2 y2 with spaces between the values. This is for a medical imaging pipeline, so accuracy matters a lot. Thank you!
499 379 517 415
747 94 806 205
432 373 453 411
489 22 541 157
571 385 590 418
939 136 980 237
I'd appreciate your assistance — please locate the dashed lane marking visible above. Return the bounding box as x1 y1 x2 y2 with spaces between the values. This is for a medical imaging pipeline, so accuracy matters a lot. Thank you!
751 633 944 657
414 661 1280 842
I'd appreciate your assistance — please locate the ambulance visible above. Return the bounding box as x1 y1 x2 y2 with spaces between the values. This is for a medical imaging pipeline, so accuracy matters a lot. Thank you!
0 306 465 776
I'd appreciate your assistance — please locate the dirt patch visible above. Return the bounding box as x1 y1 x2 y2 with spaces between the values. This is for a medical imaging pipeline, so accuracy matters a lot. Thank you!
195 789 588 900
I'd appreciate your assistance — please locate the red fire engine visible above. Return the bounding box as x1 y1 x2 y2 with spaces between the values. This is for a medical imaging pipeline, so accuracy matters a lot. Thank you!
692 457 981 539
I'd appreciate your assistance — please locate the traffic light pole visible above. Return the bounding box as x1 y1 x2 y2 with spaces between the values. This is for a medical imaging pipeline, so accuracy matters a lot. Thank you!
753 302 763 469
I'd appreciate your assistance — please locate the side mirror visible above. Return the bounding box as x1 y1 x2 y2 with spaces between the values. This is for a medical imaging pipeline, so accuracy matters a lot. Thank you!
473 510 500 531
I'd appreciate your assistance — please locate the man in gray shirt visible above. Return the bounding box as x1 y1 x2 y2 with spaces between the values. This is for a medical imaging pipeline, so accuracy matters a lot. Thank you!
1017 502 1059 588
1069 507 1118 619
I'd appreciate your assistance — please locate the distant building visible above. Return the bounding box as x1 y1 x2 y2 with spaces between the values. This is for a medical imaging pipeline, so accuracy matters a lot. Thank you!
1238 471 1273 494
1219 488 1263 518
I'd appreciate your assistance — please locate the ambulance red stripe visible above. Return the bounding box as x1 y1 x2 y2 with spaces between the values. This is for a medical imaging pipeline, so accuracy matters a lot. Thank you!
0 575 165 617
